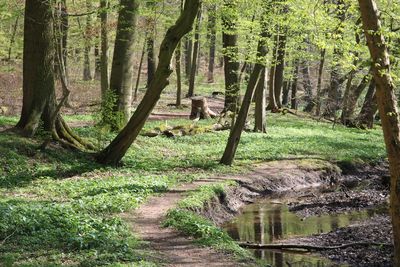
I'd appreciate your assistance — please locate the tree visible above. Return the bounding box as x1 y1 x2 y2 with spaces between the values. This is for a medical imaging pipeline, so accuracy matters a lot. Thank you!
146 0 156 89
222 0 240 113
207 4 217 83
97 0 201 165
187 6 202 97
83 0 93 81
358 1 400 265
15 0 90 150
108 0 139 127
100 0 109 99
220 6 270 165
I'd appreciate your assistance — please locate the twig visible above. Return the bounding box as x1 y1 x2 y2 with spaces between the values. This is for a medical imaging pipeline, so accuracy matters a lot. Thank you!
0 230 16 246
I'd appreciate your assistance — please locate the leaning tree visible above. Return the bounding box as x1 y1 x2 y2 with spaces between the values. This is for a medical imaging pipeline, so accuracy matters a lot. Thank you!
358 0 400 265
97 0 201 165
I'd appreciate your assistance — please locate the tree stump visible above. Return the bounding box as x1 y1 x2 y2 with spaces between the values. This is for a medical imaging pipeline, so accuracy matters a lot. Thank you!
189 96 217 120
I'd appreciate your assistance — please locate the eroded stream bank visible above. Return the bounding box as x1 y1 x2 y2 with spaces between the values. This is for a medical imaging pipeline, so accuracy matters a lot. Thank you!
194 160 392 266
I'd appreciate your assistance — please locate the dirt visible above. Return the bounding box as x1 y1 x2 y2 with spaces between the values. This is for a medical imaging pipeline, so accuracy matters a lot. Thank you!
184 160 392 267
122 159 344 266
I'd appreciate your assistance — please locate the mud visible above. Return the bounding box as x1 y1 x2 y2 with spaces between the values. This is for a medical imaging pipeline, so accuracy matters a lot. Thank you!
192 160 393 266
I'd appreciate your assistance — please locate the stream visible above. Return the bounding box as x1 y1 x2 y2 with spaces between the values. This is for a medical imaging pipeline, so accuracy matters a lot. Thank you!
223 199 385 267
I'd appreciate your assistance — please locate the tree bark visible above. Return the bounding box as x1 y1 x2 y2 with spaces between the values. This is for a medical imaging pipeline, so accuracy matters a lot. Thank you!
315 49 326 116
207 4 217 83
341 70 371 125
303 62 315 112
290 63 299 110
97 0 201 165
357 79 377 128
134 40 146 102
7 15 20 61
184 36 193 82
83 0 93 81
187 7 202 97
220 9 269 165
273 31 287 109
108 0 139 127
100 0 109 99
254 68 267 133
359 1 400 266
222 0 240 112
146 1 156 89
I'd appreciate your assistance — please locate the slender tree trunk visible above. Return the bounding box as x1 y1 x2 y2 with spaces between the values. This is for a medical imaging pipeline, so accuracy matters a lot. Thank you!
184 36 193 82
134 40 146 102
273 31 287 109
100 0 109 99
8 15 20 61
341 70 371 125
187 7 202 97
108 0 139 128
94 45 101 79
175 0 184 106
303 62 314 112
83 0 93 81
221 6 269 165
357 79 377 128
316 49 326 116
207 4 217 83
97 0 201 165
222 0 240 112
254 68 267 133
324 1 346 117
290 63 299 110
146 1 156 89
282 79 291 106
359 2 400 266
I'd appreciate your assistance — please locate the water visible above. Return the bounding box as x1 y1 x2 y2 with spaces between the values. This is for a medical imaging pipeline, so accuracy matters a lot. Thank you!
223 199 384 267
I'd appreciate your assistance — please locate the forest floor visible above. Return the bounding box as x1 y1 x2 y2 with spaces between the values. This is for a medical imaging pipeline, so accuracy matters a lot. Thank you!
0 65 393 266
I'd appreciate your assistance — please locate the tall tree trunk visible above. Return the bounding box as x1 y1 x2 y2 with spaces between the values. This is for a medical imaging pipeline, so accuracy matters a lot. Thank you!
97 0 201 165
324 1 347 117
273 31 287 109
83 0 93 81
315 49 326 116
222 0 240 112
221 6 269 165
100 0 109 99
357 79 377 128
341 70 371 125
15 0 92 150
207 4 217 83
146 1 156 89
359 2 400 266
184 36 193 82
134 40 146 102
187 7 202 97
94 45 101 79
282 79 291 106
7 15 20 61
254 68 267 133
290 63 299 110
303 62 314 112
175 0 184 106
108 0 139 128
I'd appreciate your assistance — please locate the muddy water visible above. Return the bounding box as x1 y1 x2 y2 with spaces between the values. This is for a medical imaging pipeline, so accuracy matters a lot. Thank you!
223 199 383 267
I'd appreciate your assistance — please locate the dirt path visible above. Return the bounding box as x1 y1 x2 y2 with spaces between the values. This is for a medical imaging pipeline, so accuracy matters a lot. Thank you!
121 177 248 267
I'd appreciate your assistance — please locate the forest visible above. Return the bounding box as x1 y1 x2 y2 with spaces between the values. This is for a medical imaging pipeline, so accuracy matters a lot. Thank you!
0 0 399 266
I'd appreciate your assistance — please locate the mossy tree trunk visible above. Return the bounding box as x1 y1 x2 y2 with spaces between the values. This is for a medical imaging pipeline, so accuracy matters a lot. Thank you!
97 0 201 165
108 0 139 127
83 0 93 81
207 4 217 83
146 0 156 89
16 0 92 151
359 1 400 265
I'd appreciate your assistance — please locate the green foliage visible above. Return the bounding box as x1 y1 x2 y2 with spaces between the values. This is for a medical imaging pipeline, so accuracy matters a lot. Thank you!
164 209 250 259
97 90 125 133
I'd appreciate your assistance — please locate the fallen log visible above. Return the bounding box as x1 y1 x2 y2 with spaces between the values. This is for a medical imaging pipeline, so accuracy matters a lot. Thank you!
238 242 392 251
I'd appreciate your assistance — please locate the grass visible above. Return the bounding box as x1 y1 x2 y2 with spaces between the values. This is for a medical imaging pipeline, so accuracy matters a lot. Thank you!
163 181 252 260
0 111 387 266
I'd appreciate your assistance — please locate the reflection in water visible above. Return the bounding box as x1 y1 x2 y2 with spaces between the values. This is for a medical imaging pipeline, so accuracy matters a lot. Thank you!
224 200 385 267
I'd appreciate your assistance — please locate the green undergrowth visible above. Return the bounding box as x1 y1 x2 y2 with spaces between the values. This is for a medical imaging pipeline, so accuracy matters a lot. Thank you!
0 112 387 265
163 182 252 261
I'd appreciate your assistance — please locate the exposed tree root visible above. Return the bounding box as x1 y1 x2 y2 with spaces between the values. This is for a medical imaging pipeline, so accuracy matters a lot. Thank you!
238 242 392 251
